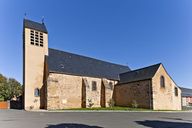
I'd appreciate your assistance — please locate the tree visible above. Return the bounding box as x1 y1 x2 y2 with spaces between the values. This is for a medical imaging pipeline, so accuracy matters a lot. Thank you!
8 78 22 99
0 74 7 83
0 74 22 101
0 74 7 101
0 82 10 101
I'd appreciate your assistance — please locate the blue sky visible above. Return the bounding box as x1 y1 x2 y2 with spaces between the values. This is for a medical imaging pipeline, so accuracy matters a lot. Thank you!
0 0 191 88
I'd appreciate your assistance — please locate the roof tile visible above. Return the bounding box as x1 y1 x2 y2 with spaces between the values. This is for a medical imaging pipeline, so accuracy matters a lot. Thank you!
48 48 130 80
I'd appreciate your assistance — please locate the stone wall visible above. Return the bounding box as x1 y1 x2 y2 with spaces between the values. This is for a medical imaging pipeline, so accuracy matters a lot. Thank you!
152 65 181 110
182 97 187 106
47 73 116 110
114 80 152 109
83 77 102 108
47 73 82 109
102 79 116 107
81 78 115 108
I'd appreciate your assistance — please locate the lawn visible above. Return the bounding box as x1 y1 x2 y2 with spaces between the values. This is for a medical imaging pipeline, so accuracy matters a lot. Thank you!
56 106 151 111
50 107 185 112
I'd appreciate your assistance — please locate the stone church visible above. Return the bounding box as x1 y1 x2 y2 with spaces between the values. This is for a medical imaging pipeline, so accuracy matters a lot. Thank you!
23 19 181 110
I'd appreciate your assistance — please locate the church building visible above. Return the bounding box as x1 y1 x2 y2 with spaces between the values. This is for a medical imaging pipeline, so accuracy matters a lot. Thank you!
23 19 181 110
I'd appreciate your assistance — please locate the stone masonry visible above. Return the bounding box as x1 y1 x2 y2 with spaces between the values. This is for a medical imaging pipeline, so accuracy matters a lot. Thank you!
114 64 181 110
47 73 116 110
114 80 152 109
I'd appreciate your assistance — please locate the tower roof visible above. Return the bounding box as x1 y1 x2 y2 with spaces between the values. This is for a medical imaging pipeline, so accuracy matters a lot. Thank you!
23 19 48 33
47 48 130 80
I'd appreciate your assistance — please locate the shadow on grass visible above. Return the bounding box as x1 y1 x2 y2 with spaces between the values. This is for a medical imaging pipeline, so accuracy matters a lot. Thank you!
135 120 192 128
45 123 103 128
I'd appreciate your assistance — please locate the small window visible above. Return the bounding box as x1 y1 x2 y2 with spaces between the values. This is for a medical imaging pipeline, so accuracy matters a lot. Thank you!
160 75 165 88
34 88 40 97
175 87 178 96
92 81 97 91
109 82 113 90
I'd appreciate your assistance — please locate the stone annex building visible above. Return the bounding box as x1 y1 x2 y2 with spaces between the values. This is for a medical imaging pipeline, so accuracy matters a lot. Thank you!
23 19 181 110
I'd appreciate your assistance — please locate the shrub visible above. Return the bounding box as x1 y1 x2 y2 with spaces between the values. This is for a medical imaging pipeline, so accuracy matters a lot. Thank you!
87 99 94 108
108 98 115 108
132 100 138 108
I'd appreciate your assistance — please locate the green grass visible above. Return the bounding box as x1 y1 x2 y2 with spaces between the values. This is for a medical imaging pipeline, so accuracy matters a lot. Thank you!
57 106 151 111
50 107 185 112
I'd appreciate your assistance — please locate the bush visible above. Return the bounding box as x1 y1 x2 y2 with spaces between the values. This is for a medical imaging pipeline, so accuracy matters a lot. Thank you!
87 99 94 108
108 98 115 108
132 100 138 108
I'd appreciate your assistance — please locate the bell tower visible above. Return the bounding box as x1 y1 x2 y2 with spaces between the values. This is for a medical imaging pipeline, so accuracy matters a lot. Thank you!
23 19 48 110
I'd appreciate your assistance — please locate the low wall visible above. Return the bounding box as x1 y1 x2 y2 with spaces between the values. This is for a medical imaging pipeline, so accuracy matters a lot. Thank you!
0 101 9 109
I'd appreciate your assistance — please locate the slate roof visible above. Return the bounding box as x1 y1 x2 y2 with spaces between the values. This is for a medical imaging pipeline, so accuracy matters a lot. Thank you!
119 63 161 84
23 19 48 33
48 48 130 80
180 87 192 97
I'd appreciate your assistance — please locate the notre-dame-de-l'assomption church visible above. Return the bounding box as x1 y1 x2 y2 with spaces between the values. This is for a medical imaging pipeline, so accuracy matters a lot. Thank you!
23 19 182 111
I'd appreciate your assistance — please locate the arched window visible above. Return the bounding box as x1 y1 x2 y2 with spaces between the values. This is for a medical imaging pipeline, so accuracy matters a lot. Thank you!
109 82 113 90
92 81 97 91
175 87 178 96
160 76 165 88
34 88 40 97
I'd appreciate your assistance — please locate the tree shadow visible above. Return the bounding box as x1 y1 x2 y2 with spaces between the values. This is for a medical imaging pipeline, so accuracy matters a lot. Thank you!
45 123 103 128
135 120 192 128
160 117 192 122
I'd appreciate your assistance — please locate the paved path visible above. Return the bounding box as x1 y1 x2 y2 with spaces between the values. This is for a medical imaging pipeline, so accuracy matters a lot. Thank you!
0 110 192 128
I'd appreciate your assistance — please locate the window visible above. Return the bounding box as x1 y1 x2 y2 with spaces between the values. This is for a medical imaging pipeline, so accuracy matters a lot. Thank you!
34 88 40 97
109 82 113 90
92 81 97 91
30 29 43 47
160 75 165 88
175 87 178 96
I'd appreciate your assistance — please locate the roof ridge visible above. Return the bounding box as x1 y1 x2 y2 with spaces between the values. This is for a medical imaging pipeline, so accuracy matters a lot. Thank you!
48 48 130 68
24 19 42 25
